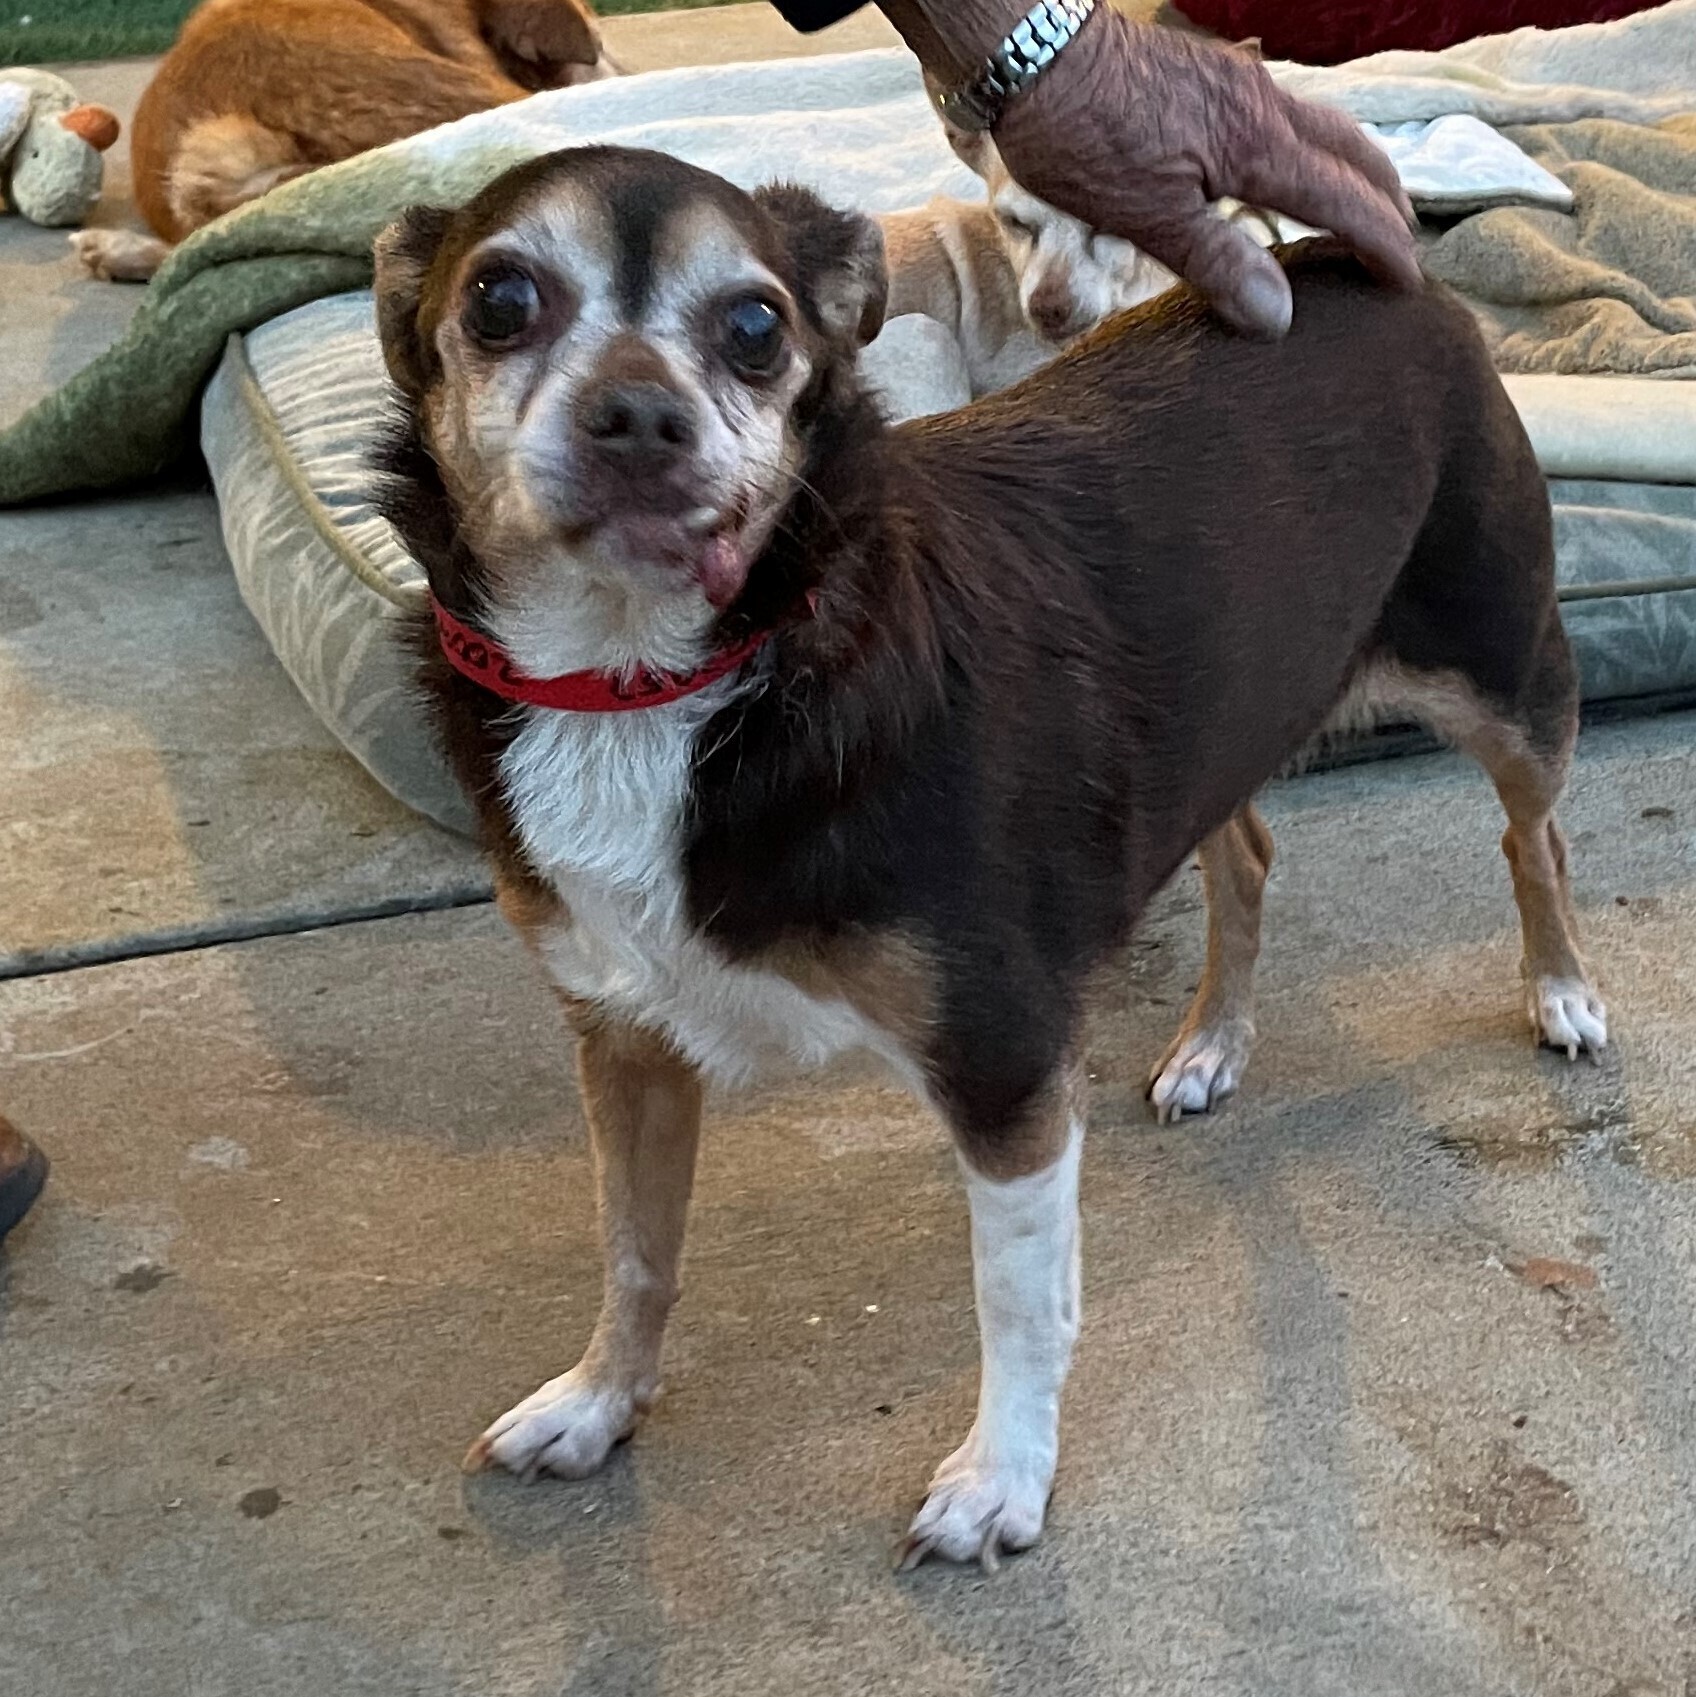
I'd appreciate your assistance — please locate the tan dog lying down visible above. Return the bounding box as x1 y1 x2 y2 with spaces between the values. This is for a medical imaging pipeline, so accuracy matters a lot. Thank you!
878 193 1173 397
72 0 612 282
877 123 1286 397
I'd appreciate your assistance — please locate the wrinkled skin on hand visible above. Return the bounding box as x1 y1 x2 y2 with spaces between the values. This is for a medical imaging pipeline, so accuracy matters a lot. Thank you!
990 10 1420 337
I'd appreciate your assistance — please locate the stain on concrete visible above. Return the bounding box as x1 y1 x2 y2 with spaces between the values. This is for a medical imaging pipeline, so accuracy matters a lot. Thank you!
112 1262 171 1293
186 1136 249 1170
1446 1445 1583 1556
1512 1256 1598 1292
1434 1100 1641 1172
238 1487 281 1520
0 580 42 634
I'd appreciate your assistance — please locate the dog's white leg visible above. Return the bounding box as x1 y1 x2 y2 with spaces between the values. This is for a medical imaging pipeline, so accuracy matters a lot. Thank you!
467 1017 703 1482
902 1115 1082 1571
1148 804 1272 1122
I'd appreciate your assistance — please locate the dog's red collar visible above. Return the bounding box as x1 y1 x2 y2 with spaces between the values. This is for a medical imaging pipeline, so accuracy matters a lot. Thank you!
431 597 777 714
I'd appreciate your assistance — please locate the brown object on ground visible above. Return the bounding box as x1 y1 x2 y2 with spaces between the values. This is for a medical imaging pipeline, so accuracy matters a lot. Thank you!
1514 1255 1600 1291
0 1113 49 1243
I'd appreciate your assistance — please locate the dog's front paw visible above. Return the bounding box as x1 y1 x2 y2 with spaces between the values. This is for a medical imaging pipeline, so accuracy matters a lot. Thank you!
1147 1017 1253 1124
464 1369 642 1482
1530 975 1607 1063
898 1429 1054 1572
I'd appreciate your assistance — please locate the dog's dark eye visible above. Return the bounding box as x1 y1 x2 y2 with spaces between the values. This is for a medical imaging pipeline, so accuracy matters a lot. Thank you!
723 296 784 376
997 211 1037 244
465 265 540 346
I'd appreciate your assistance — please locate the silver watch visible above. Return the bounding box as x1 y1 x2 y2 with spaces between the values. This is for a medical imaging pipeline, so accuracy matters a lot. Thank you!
930 0 1099 135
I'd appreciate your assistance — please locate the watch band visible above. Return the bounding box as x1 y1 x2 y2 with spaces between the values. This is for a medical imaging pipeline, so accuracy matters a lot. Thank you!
930 0 1099 134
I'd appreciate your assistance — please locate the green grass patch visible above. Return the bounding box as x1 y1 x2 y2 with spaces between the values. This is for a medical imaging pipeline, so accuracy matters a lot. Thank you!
0 0 743 67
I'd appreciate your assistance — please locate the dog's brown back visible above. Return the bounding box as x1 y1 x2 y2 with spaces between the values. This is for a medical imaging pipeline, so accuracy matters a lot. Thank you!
896 245 1562 916
689 245 1561 968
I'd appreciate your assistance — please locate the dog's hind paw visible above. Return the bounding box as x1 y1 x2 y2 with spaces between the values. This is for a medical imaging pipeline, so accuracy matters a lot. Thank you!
1530 975 1608 1064
464 1369 641 1482
1147 1017 1254 1124
898 1432 1052 1573
68 228 170 283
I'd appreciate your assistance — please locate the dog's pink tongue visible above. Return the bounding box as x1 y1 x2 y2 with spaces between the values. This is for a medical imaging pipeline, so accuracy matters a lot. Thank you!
696 532 751 611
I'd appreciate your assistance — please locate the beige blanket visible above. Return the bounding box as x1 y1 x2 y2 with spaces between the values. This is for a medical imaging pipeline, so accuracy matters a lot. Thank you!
1275 0 1696 125
1421 115 1696 377
1268 1 1696 379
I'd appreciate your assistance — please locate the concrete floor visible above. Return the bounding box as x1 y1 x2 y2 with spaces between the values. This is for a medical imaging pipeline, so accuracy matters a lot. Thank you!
4 8 1696 1696
4 718 1696 1696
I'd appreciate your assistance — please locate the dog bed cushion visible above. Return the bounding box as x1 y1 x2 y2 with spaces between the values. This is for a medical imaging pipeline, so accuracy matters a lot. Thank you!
201 292 973 834
188 33 1696 832
204 288 1696 832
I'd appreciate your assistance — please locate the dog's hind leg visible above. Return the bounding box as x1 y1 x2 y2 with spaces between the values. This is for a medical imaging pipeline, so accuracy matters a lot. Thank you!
1498 764 1607 1061
1454 694 1607 1062
1147 803 1273 1123
163 113 317 236
902 1064 1083 1570
466 1014 704 1481
1377 645 1607 1062
69 229 172 282
1374 347 1605 1060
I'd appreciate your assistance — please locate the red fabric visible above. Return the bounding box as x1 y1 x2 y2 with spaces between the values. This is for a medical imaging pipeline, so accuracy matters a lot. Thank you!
1172 0 1665 65
432 598 772 713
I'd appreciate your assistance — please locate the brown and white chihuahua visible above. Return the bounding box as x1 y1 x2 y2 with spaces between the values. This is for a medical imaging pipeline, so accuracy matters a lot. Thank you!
371 146 1605 1570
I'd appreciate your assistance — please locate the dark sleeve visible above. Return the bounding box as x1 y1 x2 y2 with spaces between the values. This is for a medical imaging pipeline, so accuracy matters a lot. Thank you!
766 0 868 31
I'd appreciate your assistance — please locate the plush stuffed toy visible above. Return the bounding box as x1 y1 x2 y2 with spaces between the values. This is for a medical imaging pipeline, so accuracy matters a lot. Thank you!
0 67 120 227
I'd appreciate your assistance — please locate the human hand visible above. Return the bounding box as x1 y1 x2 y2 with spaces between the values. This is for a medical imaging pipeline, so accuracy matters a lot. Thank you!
991 10 1419 336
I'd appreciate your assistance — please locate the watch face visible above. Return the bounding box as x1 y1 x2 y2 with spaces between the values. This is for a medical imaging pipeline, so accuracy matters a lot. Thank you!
935 84 998 134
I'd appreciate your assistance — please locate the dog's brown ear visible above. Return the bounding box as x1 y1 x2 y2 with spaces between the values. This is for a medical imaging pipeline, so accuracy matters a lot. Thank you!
754 184 887 349
373 205 454 396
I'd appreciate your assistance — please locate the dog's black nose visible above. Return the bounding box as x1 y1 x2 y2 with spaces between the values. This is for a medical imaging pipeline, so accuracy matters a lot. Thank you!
579 381 697 462
1026 284 1080 342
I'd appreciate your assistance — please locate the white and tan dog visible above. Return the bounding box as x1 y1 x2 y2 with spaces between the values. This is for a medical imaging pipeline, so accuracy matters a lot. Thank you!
878 99 1306 399
877 124 1177 397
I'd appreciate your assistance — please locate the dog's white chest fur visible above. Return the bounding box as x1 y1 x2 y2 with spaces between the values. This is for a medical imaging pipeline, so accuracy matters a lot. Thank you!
500 693 886 1083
